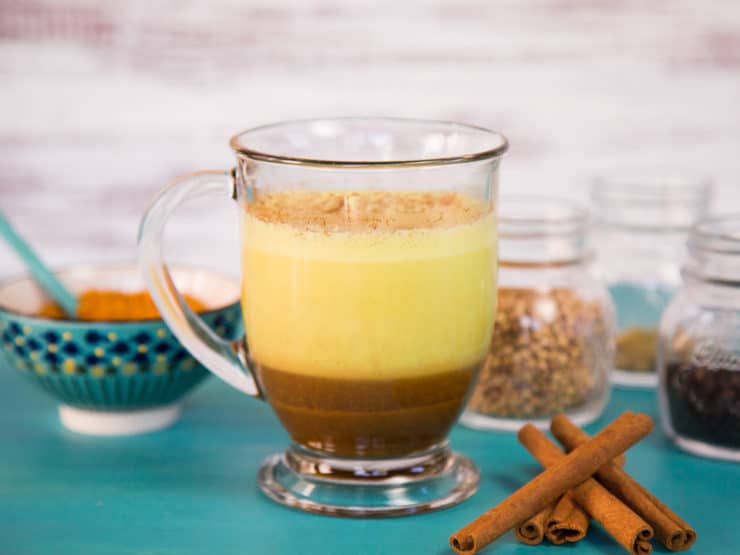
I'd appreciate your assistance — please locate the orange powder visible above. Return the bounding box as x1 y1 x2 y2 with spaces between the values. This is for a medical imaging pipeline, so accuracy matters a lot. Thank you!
38 289 208 321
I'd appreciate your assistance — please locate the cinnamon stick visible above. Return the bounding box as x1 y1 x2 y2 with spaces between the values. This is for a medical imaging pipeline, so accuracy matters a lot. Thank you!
544 438 626 544
551 414 697 551
546 492 589 544
613 451 627 467
449 411 653 555
515 502 554 545
518 425 653 555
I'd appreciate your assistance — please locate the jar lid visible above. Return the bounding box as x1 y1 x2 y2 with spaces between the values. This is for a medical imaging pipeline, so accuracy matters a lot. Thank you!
591 172 712 231
498 196 590 265
689 215 740 255
685 215 740 285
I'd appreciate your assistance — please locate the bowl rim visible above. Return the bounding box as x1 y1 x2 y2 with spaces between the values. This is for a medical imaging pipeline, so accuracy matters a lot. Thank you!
0 261 241 328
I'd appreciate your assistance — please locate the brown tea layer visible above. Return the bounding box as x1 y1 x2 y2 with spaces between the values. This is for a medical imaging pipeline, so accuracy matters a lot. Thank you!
257 365 478 457
246 190 488 232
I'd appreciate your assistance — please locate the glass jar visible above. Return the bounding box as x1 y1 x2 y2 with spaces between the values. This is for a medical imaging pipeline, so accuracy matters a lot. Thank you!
461 197 614 431
591 174 713 388
658 215 740 462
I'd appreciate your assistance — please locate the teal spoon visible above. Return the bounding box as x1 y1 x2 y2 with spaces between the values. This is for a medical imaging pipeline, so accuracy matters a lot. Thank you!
0 211 78 318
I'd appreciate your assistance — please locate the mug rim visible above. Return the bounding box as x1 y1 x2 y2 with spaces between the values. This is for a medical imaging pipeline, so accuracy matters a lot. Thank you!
229 117 509 168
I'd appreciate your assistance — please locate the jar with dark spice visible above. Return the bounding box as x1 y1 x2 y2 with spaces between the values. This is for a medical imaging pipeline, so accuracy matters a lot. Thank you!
461 197 615 431
591 173 713 388
658 215 740 461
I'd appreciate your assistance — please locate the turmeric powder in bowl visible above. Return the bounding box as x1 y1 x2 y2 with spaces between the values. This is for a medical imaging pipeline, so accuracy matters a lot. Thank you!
38 289 207 321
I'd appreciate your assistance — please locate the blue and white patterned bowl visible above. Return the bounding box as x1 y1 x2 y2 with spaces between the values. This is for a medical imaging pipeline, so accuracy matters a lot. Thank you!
0 263 242 435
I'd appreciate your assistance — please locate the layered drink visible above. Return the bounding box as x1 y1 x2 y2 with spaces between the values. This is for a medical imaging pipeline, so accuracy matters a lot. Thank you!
241 190 497 458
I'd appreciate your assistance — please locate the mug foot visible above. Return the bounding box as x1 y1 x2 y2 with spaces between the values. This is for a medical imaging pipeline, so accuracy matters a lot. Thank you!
58 403 181 435
257 443 479 517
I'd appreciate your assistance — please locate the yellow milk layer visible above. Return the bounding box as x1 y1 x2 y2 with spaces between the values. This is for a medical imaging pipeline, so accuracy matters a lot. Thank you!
241 191 497 380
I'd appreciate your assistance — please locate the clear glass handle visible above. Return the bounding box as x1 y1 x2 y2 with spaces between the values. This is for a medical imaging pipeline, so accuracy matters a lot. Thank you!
137 169 261 398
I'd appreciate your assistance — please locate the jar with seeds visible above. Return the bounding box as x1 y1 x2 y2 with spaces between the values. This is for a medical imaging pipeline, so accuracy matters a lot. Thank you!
461 196 615 431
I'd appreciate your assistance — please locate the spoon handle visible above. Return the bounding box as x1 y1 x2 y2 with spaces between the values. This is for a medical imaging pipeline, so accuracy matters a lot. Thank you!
0 211 78 318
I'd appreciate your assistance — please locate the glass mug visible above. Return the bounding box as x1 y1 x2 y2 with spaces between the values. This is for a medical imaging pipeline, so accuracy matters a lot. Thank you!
138 118 508 516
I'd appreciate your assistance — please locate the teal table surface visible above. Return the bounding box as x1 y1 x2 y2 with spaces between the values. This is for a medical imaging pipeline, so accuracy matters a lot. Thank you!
1 368 738 555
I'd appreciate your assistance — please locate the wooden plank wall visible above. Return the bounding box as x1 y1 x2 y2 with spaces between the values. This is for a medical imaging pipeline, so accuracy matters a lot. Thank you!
1 0 738 277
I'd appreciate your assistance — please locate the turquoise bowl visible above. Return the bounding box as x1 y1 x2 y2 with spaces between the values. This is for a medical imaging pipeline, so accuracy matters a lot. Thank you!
0 263 242 435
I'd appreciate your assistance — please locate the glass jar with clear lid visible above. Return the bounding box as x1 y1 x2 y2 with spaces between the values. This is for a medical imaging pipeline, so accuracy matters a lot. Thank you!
461 196 614 431
591 174 713 388
658 215 740 462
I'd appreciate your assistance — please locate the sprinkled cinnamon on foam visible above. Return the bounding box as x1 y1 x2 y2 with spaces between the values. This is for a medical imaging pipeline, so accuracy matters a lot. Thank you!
246 190 489 232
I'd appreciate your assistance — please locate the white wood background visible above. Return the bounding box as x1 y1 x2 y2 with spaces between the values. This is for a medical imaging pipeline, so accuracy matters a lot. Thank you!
1 0 739 279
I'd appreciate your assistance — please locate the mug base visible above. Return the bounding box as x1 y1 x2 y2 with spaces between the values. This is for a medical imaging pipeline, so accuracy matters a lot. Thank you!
58 403 181 435
257 443 479 517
